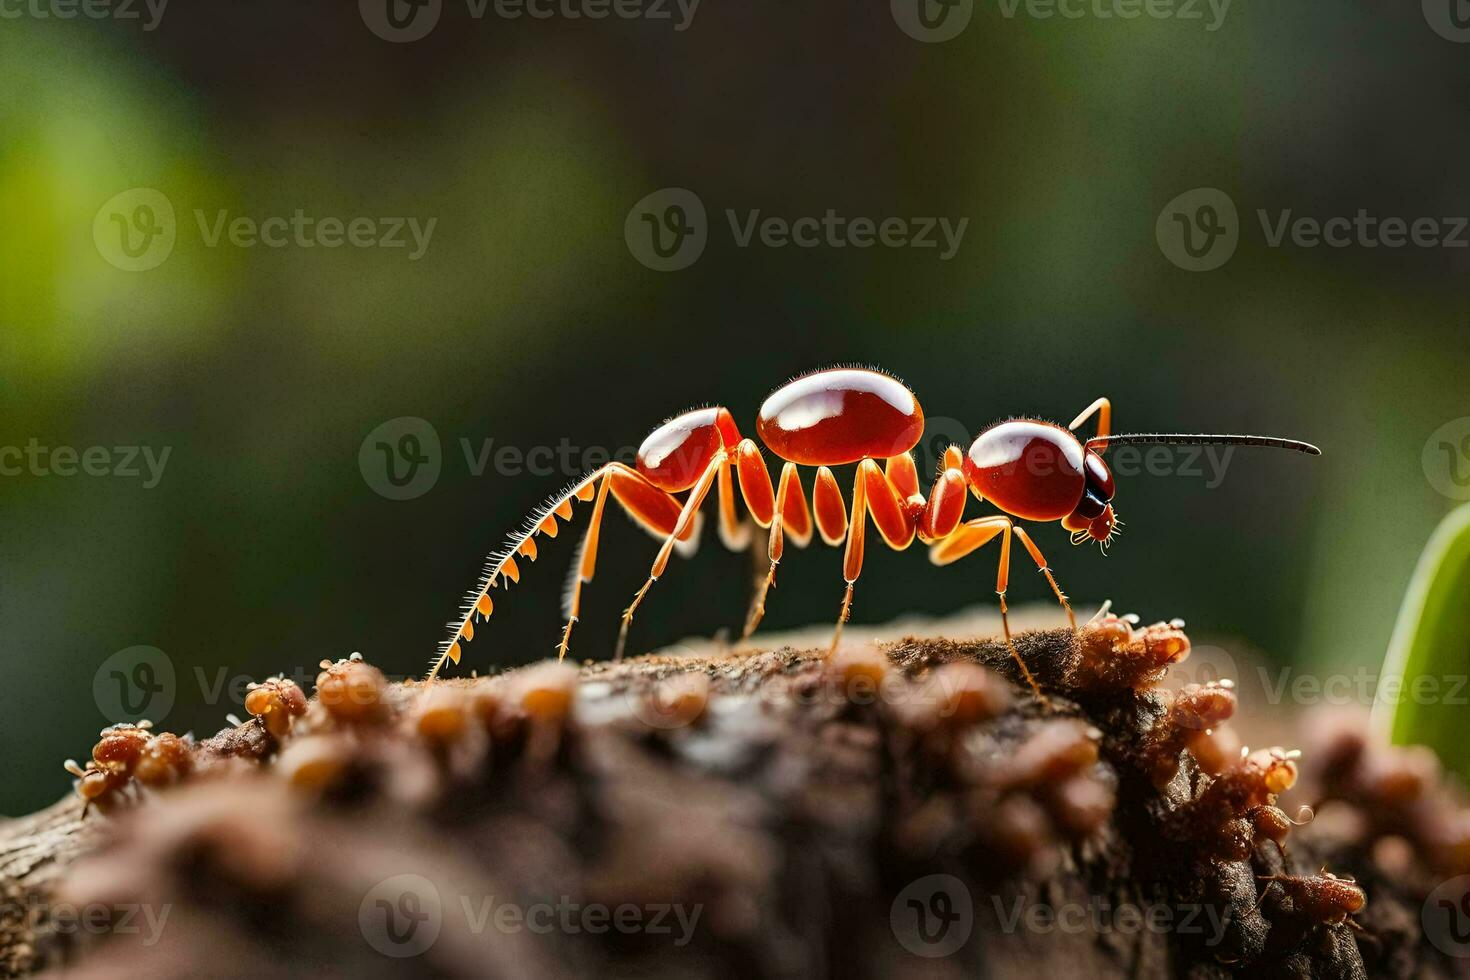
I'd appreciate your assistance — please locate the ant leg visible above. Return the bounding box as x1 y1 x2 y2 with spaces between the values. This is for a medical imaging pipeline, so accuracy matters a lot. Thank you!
781 466 814 547
1010 526 1076 629
744 466 789 639
918 448 967 542
432 466 607 679
859 458 917 549
827 459 922 655
884 452 921 500
430 462 697 678
1069 397 1113 446
744 463 813 638
616 453 724 661
929 517 1045 700
556 471 613 660
734 439 776 528
715 454 751 551
812 465 848 545
830 461 869 656
564 463 712 660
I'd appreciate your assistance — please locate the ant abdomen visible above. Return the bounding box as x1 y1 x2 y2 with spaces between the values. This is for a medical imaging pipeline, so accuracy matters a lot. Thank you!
756 368 924 465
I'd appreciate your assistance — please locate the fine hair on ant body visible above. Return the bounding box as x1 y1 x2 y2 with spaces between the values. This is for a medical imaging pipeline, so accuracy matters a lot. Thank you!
427 366 1319 697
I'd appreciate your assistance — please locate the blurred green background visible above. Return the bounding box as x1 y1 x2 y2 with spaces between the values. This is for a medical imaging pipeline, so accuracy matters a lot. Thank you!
3 0 1468 815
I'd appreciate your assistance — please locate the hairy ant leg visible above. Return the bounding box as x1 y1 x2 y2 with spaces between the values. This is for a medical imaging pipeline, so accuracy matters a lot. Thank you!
929 516 1051 699
430 462 698 678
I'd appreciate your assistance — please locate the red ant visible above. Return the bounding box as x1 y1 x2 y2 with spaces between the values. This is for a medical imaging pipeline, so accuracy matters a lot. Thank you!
427 366 1318 696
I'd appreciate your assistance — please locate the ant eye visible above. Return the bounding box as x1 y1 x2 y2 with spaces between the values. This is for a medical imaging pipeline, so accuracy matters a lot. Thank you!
1061 487 1107 533
1075 488 1107 521
1083 451 1115 500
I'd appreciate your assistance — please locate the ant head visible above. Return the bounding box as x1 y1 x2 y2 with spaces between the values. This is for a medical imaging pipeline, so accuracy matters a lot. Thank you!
1063 449 1119 546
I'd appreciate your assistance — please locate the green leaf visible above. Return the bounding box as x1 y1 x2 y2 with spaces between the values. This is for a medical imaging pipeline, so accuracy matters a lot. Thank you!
1375 503 1470 776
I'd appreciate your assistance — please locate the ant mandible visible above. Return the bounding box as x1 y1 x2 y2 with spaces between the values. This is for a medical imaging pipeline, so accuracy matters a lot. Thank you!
427 366 1318 696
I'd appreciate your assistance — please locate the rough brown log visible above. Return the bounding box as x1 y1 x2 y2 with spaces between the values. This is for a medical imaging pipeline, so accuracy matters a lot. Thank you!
1 615 1465 979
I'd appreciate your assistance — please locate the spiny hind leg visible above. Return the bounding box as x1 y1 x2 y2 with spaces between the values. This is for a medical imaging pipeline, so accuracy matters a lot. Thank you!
432 462 697 677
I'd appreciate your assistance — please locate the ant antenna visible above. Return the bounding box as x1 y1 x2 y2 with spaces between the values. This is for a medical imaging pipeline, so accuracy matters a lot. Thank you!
1086 434 1321 455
